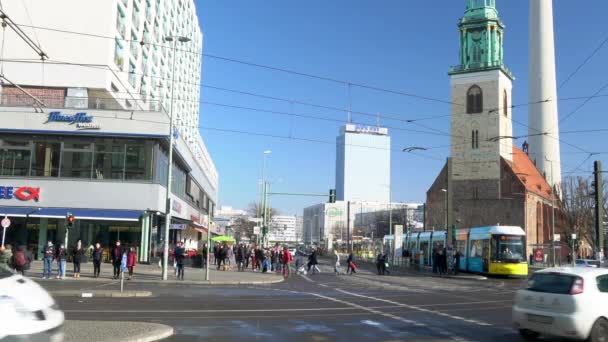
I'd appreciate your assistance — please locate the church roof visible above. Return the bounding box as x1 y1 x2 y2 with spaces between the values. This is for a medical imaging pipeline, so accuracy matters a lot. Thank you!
507 146 553 200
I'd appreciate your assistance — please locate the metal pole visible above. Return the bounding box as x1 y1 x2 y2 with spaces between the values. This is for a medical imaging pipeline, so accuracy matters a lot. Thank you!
549 159 556 267
205 223 210 281
162 39 179 281
389 188 393 263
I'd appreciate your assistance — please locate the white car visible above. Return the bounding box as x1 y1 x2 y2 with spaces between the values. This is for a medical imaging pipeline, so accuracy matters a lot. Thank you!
0 267 64 341
512 267 608 341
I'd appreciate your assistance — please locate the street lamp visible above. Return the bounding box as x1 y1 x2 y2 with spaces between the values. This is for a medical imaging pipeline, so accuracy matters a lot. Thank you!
261 150 271 247
162 35 191 281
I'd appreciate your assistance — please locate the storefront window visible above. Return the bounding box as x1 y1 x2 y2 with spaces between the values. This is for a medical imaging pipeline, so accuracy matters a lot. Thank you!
94 139 125 180
60 141 93 178
125 140 153 180
31 140 60 177
0 138 31 176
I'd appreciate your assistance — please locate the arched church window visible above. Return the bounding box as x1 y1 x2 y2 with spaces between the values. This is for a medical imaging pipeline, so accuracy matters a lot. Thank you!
467 85 483 114
471 129 479 149
503 89 508 117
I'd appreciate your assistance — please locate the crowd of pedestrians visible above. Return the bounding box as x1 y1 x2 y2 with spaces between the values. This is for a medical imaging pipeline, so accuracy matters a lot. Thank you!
209 243 294 278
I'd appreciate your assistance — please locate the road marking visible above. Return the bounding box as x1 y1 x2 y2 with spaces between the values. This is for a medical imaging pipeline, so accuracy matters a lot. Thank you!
64 306 399 313
334 288 492 327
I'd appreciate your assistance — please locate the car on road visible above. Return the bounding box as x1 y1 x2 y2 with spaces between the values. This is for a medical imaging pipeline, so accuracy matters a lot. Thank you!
575 259 601 268
512 267 608 341
0 266 64 341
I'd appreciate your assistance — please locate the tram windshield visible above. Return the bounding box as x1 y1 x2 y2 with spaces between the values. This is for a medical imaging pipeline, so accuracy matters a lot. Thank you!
492 235 525 263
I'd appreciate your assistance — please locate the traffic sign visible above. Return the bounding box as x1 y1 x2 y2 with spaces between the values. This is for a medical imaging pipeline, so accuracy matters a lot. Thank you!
253 226 260 235
1 217 10 229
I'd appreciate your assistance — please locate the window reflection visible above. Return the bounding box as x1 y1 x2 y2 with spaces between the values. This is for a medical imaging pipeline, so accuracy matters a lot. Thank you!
31 141 60 177
94 139 125 180
60 141 93 178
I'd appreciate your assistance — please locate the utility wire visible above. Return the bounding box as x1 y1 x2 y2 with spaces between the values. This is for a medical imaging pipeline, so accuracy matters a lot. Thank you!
558 33 608 90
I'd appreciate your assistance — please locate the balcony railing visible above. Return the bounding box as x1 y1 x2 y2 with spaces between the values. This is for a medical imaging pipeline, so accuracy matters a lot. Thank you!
449 61 513 78
0 94 166 113
132 13 141 31
116 18 126 38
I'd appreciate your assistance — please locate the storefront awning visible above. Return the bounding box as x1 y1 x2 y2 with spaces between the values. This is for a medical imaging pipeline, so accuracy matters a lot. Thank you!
194 227 207 234
0 207 142 221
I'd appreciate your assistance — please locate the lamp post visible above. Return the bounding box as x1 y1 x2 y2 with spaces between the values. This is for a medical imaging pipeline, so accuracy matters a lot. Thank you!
162 35 190 281
441 188 448 231
545 156 556 267
260 150 271 247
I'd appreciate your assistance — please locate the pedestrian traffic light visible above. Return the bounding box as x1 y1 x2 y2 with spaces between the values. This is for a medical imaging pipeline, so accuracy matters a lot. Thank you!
329 189 336 203
67 213 75 228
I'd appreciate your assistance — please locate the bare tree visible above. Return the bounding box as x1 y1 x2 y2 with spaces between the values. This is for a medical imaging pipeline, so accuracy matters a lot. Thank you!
247 202 279 221
231 216 256 241
561 176 595 254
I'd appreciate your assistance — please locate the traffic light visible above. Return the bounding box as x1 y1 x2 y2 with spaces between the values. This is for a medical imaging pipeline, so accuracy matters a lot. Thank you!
66 213 75 229
329 189 336 203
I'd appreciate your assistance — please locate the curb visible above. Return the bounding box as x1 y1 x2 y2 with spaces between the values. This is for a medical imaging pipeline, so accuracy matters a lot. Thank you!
51 290 153 298
37 277 284 286
63 320 173 342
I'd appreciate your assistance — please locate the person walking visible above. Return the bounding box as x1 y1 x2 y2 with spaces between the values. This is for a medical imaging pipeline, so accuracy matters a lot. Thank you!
334 250 341 275
255 247 264 271
227 244 235 271
0 245 13 271
72 240 84 278
281 246 292 278
42 241 54 279
55 243 67 279
174 242 185 280
12 246 27 276
111 241 123 279
453 250 461 275
381 253 390 276
307 250 319 275
127 247 137 280
92 243 103 278
432 248 439 274
201 244 208 269
244 245 251 270
376 253 384 275
346 252 356 275
438 249 447 276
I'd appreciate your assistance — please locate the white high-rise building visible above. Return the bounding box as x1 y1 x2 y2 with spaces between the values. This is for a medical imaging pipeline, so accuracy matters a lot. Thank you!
335 124 391 203
528 0 562 187
1 0 216 186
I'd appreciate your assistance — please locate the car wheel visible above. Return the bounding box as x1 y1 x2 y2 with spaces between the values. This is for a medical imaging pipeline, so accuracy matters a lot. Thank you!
519 329 539 341
589 318 608 342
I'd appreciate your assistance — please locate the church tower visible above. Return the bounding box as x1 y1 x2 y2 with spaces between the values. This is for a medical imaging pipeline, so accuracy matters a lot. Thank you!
449 0 514 199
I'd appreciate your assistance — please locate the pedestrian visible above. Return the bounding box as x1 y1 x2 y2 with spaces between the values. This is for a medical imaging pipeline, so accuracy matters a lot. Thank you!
334 250 341 275
376 253 384 275
262 250 271 273
127 247 136 280
12 246 27 276
244 245 251 270
255 247 264 271
92 243 103 278
227 244 235 271
42 241 54 279
454 250 461 275
346 252 356 275
236 244 245 272
72 240 84 278
381 253 390 275
111 241 123 279
201 244 208 269
174 242 185 280
438 250 447 276
432 248 439 273
281 246 292 278
307 250 320 275
0 245 13 271
55 243 67 279
566 253 572 264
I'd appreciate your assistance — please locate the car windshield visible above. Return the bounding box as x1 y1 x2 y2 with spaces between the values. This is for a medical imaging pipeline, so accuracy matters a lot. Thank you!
492 235 525 262
528 273 576 294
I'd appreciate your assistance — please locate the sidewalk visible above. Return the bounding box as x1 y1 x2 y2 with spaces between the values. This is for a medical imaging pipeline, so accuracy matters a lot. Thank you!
26 260 284 285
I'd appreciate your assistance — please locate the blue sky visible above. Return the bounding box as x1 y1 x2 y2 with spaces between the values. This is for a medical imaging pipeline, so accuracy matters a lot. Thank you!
196 0 608 215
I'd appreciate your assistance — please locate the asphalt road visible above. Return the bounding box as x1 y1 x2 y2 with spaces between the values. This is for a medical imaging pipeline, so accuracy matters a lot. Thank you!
37 263 551 342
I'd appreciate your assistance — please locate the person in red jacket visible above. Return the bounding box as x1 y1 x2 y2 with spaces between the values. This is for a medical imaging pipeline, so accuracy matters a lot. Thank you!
127 247 137 280
281 246 292 278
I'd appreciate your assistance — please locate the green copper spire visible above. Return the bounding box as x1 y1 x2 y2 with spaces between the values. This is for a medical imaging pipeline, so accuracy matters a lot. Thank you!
449 0 513 79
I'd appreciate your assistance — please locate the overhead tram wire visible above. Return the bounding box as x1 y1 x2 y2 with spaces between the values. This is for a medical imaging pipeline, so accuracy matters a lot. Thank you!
3 57 600 158
12 22 463 108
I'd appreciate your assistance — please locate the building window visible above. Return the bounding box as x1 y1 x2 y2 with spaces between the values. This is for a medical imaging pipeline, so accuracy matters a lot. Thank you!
471 130 479 149
93 139 125 180
466 85 483 114
114 39 124 70
31 140 60 177
503 89 508 117
0 138 31 176
60 141 93 179
125 140 153 180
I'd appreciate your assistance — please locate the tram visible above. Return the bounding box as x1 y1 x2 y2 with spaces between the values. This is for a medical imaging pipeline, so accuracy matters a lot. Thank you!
403 226 528 277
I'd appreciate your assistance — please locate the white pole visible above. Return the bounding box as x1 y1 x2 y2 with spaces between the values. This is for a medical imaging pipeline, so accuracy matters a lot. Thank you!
1 227 6 248
205 224 210 281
